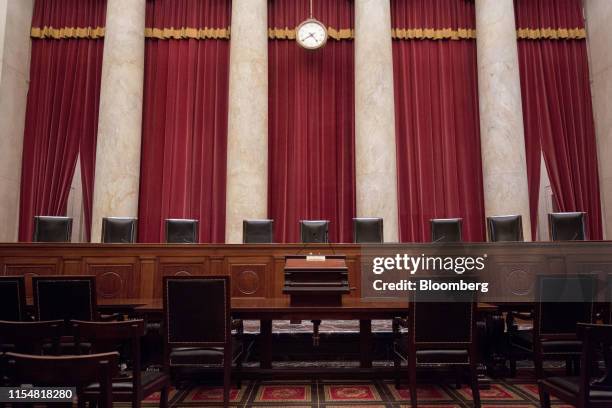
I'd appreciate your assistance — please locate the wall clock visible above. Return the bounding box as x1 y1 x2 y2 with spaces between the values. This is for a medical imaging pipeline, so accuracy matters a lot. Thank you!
296 18 328 50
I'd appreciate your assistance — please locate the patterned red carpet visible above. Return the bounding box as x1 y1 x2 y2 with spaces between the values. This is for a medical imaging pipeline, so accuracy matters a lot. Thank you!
133 374 573 407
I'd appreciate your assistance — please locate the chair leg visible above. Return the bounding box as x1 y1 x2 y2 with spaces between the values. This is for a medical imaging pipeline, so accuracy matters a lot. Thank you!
223 350 232 408
409 360 417 408
394 354 401 389
469 364 481 408
159 386 169 408
534 354 544 379
565 358 573 376
538 385 551 408
455 366 462 389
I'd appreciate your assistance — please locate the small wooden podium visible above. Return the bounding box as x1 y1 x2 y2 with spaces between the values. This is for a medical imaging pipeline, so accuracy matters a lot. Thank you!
282 255 350 306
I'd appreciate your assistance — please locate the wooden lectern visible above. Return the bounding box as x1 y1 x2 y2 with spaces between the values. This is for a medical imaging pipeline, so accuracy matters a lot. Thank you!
283 255 350 306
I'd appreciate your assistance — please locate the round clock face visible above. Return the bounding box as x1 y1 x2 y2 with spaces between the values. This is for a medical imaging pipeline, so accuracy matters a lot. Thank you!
296 19 328 50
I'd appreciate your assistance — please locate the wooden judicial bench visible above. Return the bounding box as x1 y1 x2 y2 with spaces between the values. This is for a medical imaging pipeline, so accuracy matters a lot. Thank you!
2 241 611 377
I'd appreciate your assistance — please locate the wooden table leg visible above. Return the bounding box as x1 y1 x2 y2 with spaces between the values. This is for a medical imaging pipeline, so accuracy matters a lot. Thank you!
260 319 272 369
359 319 372 368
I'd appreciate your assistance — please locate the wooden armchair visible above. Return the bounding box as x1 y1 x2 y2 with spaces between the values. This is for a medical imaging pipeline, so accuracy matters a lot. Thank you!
539 323 612 408
508 274 597 379
163 276 245 407
5 351 119 408
72 319 170 408
392 277 480 408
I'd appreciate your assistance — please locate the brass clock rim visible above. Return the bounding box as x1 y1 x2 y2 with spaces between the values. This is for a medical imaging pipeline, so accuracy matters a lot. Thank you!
295 18 328 50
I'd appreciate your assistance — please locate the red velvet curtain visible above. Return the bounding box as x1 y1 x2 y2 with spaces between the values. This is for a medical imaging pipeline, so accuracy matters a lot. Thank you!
268 0 355 243
138 0 230 243
515 0 602 240
391 0 485 242
19 0 106 242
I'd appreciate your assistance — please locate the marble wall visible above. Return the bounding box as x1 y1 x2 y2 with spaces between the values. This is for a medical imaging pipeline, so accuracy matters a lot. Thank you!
585 0 612 240
475 0 533 240
354 0 399 242
90 0 146 242
225 0 269 243
0 0 33 242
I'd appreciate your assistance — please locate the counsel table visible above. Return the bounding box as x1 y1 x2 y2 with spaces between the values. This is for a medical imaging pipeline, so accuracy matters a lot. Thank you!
98 297 498 370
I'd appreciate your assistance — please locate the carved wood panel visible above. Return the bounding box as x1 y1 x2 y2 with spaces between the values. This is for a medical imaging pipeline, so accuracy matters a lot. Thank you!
84 258 140 299
227 257 272 298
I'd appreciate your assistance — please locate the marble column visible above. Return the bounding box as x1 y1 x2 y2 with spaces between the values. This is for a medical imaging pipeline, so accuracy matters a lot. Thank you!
0 0 34 242
585 0 612 239
475 0 532 240
91 0 145 242
225 0 268 243
354 0 399 242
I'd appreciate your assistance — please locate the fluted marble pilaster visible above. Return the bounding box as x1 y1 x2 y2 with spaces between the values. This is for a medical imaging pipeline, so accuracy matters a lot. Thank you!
475 0 532 240
354 0 399 242
225 0 269 243
0 0 34 242
91 0 145 242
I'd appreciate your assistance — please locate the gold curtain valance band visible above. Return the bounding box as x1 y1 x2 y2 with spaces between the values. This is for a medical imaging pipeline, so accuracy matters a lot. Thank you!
517 27 586 40
31 26 105 39
268 27 354 40
391 28 476 40
144 27 231 40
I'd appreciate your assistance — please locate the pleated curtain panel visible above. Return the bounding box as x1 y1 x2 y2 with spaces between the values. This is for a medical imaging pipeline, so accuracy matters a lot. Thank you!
138 0 231 243
515 0 603 240
267 0 356 243
391 0 486 242
18 0 106 242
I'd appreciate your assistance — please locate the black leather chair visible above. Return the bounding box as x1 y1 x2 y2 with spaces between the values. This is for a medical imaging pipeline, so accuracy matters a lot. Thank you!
539 323 612 408
353 217 383 243
393 277 480 407
243 219 274 243
102 217 137 243
73 320 170 408
509 274 597 379
163 276 244 405
165 219 199 243
430 218 463 242
32 276 97 322
487 215 523 242
33 216 72 242
5 351 119 408
300 220 329 243
0 277 26 321
549 212 586 241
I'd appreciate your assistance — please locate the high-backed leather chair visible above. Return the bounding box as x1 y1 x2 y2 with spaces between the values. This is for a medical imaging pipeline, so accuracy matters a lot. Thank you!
32 276 97 322
353 217 383 243
165 218 199 243
430 218 463 242
487 215 524 242
539 323 612 408
0 276 26 321
163 276 244 405
73 320 170 408
393 277 480 407
509 274 597 379
548 212 586 241
243 219 274 243
101 217 137 243
300 220 329 243
5 351 119 408
33 216 72 242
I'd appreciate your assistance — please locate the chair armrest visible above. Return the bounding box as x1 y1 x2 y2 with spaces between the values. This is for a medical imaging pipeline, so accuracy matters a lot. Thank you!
99 312 124 322
392 317 408 335
232 319 244 336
